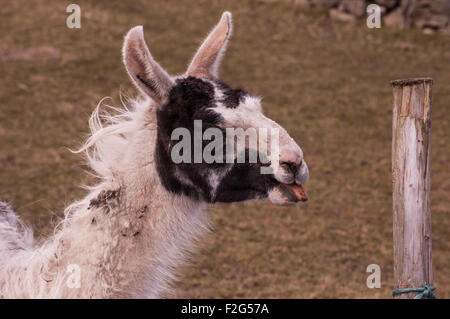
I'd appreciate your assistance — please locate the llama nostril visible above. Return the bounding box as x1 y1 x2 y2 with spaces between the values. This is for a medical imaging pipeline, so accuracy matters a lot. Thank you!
280 161 298 174
280 161 293 168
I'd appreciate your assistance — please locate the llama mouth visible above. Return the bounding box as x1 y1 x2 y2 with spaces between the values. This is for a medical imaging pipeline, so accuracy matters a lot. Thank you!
281 183 308 202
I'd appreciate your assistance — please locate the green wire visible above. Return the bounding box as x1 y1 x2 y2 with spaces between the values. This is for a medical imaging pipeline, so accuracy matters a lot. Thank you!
392 285 436 299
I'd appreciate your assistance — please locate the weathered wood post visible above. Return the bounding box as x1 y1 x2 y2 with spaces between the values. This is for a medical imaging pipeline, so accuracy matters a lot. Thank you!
391 78 433 299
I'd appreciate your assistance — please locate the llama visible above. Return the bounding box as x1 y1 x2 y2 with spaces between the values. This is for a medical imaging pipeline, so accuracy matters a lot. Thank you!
0 12 309 298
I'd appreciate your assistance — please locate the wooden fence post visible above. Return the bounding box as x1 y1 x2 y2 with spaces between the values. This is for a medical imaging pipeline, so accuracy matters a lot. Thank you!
391 77 433 298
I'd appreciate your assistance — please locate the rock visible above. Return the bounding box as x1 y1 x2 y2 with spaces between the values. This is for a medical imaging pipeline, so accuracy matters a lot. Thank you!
415 14 449 29
302 0 450 35
417 0 450 15
329 8 356 21
414 0 450 25
425 15 449 29
422 27 435 35
384 6 405 27
338 0 367 17
307 0 340 8
376 0 400 11
414 16 427 29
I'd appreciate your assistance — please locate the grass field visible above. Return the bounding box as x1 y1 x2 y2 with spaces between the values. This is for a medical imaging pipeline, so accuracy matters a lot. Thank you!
0 0 449 298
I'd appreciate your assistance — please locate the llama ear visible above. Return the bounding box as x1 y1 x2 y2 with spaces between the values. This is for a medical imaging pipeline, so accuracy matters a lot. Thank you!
123 26 174 106
186 12 232 79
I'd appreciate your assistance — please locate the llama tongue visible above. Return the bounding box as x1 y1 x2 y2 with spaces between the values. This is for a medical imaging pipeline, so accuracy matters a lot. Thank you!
283 184 308 202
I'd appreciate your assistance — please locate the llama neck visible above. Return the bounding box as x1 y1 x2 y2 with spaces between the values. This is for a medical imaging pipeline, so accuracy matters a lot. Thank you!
44 111 209 298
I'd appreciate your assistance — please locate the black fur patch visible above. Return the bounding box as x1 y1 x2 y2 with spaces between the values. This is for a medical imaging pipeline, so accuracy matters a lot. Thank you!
154 76 271 203
215 81 248 108
88 189 121 213
156 77 224 202
213 157 276 203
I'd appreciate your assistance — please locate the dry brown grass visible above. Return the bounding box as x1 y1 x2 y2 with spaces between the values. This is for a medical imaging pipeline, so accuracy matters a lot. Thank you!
0 0 449 298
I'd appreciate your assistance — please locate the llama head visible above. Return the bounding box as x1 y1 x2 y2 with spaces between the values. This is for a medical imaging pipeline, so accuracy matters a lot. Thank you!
122 12 309 205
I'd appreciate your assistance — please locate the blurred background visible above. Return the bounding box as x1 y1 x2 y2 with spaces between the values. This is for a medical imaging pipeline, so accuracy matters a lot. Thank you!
0 0 448 298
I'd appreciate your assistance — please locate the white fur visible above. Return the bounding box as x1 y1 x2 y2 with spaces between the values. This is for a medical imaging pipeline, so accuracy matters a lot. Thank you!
211 93 308 185
0 97 210 298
